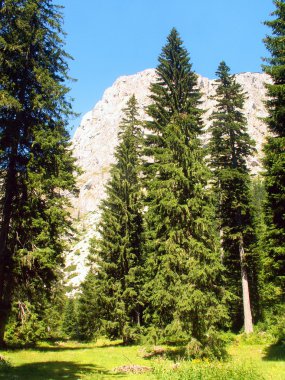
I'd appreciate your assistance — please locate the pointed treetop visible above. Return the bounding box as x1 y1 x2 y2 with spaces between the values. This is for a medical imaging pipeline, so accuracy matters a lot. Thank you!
216 61 232 85
147 27 200 122
167 27 180 42
159 27 192 72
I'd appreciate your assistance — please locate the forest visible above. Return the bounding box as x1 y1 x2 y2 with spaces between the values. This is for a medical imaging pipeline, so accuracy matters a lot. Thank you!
0 1 284 379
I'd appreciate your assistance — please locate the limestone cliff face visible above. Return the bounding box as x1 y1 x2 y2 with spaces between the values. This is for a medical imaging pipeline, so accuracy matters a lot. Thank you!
71 69 157 218
66 69 270 288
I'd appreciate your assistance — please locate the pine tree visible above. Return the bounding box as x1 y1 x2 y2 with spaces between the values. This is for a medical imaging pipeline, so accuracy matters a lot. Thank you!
143 29 228 354
262 0 285 305
209 61 258 333
78 96 144 344
0 0 77 345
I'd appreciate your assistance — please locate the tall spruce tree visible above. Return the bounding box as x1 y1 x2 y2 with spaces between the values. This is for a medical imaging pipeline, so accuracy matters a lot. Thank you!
209 61 257 333
263 0 285 305
143 29 228 353
0 0 77 345
78 96 144 343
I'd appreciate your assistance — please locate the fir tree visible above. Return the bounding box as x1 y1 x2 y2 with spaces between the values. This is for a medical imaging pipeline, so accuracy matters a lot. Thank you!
0 0 77 345
77 270 101 341
78 96 144 344
62 297 79 339
262 0 285 305
143 29 228 353
209 61 258 333
250 177 267 317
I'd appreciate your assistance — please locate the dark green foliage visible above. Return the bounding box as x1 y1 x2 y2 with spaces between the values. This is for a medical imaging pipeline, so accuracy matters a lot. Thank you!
5 282 67 346
62 297 79 339
143 29 228 351
0 0 78 345
209 61 259 330
78 96 144 343
250 178 268 315
209 62 255 170
77 270 102 341
42 283 71 340
144 28 202 166
4 301 46 347
262 0 285 304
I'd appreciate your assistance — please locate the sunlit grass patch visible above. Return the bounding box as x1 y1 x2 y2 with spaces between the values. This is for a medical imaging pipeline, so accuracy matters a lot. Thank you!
0 337 284 379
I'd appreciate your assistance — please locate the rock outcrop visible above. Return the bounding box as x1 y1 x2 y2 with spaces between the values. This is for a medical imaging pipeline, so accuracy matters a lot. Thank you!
66 69 270 289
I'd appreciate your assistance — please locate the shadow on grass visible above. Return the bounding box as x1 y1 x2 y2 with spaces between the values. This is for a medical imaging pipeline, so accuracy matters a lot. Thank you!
1 344 96 353
263 342 285 361
0 361 124 379
4 340 125 352
34 345 96 353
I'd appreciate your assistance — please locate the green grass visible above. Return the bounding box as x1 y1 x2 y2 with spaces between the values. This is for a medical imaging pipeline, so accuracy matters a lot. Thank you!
0 337 284 380
227 339 285 380
0 339 154 380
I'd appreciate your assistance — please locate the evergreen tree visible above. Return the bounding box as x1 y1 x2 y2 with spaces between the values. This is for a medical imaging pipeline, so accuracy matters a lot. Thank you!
0 0 77 345
5 281 68 345
143 29 228 354
62 297 78 339
78 96 144 344
262 0 285 305
209 61 258 333
250 177 268 317
77 270 101 341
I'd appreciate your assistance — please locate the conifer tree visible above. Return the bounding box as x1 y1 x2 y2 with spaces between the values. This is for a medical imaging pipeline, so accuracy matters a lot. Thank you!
0 0 77 345
209 61 257 333
78 96 144 343
143 29 228 353
62 297 79 339
262 0 285 305
77 270 101 341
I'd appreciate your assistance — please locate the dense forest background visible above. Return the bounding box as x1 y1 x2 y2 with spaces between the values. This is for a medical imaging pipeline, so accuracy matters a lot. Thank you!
0 0 284 356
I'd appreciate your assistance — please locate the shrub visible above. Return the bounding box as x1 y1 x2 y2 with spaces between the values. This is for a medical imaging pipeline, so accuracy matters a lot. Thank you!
5 304 46 347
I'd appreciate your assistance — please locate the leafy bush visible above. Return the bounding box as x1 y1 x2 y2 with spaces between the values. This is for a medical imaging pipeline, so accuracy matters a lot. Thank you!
255 305 285 344
0 355 11 369
143 327 227 360
122 324 145 344
5 302 46 347
239 331 275 345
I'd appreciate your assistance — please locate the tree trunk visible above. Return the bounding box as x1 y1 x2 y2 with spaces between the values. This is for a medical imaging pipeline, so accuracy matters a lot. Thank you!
0 140 18 346
239 236 253 334
136 310 141 327
0 304 10 347
219 228 224 262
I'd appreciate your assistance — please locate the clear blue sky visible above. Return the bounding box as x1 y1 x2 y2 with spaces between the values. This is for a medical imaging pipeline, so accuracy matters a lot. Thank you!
59 0 274 134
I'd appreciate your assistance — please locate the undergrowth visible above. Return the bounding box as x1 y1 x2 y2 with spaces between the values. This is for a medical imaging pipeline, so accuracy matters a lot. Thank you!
153 361 264 380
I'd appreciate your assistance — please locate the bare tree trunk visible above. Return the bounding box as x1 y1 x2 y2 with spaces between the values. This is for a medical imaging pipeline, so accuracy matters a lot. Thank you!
136 310 141 327
239 236 253 334
219 228 224 262
0 139 18 346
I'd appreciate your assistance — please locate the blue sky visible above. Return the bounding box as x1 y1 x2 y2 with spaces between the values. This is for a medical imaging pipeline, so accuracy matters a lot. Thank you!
59 0 274 135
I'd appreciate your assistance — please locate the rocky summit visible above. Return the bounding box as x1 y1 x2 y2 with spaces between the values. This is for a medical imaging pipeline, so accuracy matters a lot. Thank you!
66 68 270 289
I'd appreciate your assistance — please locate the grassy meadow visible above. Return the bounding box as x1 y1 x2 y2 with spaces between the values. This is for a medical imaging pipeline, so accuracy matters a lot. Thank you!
0 336 284 380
